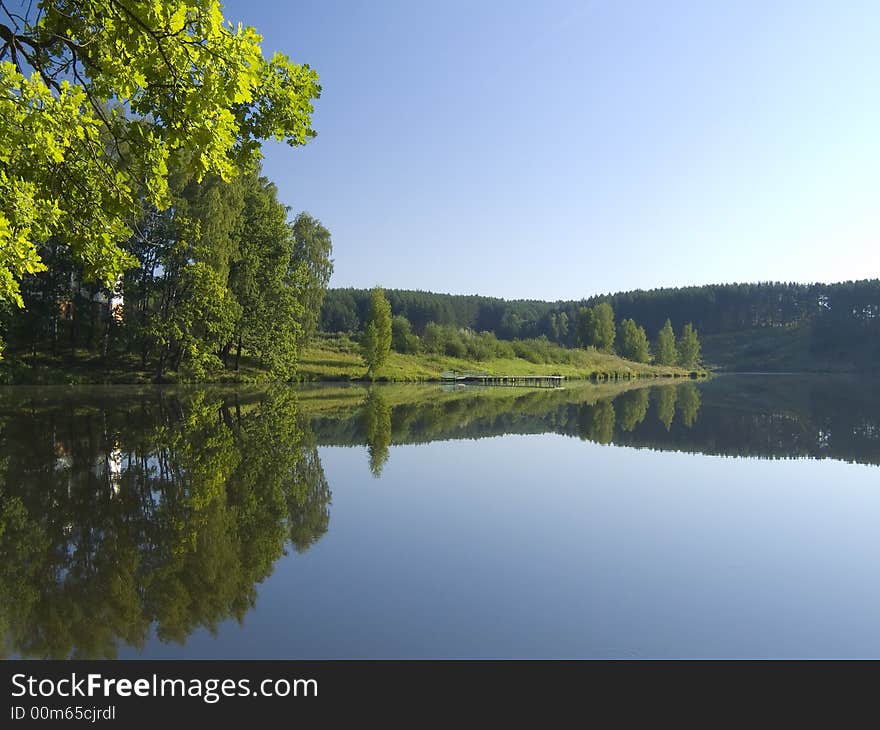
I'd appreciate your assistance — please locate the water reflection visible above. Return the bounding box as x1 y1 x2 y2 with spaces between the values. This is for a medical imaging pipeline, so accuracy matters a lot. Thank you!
1 375 879 657
0 388 330 658
309 376 879 468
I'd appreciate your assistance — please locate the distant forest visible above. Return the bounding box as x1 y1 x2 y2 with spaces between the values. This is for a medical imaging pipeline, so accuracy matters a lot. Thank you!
321 280 880 370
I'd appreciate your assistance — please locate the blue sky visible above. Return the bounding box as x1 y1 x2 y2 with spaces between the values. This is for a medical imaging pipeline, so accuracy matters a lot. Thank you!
223 0 880 300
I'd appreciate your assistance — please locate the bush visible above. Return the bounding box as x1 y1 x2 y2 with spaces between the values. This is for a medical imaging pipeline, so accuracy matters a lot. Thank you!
391 315 421 353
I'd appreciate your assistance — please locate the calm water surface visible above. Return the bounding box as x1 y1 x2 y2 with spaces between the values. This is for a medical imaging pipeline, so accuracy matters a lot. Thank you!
2 375 880 658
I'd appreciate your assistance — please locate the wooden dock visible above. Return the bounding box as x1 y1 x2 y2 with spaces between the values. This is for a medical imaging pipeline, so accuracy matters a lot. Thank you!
441 370 564 388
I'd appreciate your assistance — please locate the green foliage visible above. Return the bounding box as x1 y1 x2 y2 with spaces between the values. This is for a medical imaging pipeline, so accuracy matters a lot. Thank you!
420 323 516 361
6 156 332 381
575 307 595 348
320 280 880 373
618 318 651 363
228 175 306 380
391 315 421 354
677 323 701 368
146 261 241 380
361 287 392 376
0 0 321 358
591 303 616 353
291 213 333 343
655 319 678 366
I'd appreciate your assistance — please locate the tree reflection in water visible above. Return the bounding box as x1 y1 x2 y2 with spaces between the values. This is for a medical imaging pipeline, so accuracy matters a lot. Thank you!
0 388 330 658
3 375 879 657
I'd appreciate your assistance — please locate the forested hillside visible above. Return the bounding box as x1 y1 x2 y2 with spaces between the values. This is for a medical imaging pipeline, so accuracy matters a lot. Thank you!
321 280 880 372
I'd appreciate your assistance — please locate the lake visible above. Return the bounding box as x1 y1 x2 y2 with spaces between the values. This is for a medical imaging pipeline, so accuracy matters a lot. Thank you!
2 374 880 659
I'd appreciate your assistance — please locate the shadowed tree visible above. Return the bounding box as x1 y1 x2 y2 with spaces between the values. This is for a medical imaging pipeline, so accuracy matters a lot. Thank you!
677 323 702 368
575 306 595 348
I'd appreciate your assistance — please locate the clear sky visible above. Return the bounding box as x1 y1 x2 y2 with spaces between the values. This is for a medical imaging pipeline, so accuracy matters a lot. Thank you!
222 0 880 300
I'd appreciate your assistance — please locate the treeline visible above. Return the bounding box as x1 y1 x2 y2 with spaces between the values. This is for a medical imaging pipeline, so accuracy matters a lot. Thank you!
1 159 333 381
347 287 702 368
322 280 880 366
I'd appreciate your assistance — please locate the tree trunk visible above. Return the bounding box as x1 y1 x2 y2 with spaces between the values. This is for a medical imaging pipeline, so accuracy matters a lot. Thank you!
220 339 234 367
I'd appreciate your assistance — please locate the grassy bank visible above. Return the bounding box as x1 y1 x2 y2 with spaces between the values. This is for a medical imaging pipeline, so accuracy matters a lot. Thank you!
0 349 272 385
0 336 705 385
298 334 704 382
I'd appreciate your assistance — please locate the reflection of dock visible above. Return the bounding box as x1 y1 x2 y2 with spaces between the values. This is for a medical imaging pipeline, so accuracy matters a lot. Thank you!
441 370 564 388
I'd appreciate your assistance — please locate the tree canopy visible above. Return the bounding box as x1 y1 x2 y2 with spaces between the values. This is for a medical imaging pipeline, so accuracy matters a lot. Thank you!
654 319 678 366
677 323 701 368
361 287 391 377
618 318 650 363
0 0 320 352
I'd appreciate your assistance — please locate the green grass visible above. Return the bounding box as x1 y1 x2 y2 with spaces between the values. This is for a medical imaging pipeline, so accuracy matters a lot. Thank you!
298 336 704 383
1 335 705 385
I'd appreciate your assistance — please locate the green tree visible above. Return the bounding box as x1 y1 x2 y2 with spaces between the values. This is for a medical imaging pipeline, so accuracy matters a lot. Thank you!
591 302 616 352
391 315 420 353
147 260 241 380
575 306 595 348
618 318 650 363
654 319 678 365
227 174 305 378
677 323 701 368
361 287 392 377
290 213 334 343
0 0 320 355
557 311 569 344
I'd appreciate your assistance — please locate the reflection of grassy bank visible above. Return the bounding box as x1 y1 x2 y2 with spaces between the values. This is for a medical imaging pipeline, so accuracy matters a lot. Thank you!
296 377 669 420
304 379 705 460
298 339 705 383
